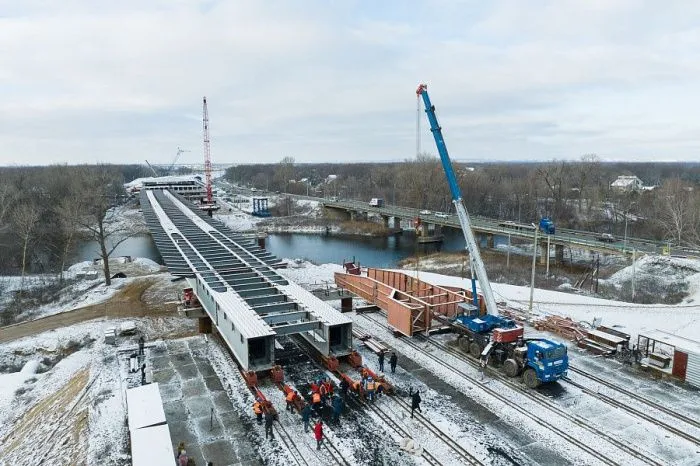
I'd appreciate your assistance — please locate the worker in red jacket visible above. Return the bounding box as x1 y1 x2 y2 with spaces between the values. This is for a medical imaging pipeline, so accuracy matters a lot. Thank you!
313 420 324 450
323 379 334 396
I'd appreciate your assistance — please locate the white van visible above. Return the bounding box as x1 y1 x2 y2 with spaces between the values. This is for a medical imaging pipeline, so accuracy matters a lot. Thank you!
369 198 384 207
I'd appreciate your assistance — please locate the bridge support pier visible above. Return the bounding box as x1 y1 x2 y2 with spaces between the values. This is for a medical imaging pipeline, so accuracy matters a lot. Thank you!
341 296 353 313
393 217 401 230
555 244 564 264
487 234 495 249
382 215 390 228
199 315 212 334
257 233 266 250
539 244 547 265
417 223 443 244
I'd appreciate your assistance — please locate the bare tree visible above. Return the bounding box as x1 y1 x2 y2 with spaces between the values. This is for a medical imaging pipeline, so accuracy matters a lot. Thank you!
0 183 18 235
573 154 601 214
13 202 40 296
656 177 695 245
77 167 132 286
54 186 85 283
274 156 296 193
537 160 572 221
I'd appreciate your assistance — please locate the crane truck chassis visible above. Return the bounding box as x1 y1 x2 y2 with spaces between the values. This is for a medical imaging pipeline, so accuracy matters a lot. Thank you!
452 304 568 388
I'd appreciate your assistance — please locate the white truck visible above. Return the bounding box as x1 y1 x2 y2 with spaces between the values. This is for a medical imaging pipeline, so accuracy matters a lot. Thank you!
369 198 384 207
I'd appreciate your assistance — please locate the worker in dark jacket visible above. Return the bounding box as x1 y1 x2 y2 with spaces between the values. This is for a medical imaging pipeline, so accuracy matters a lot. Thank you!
410 388 422 418
389 352 397 373
138 335 145 356
378 351 385 372
301 403 312 432
339 378 349 399
264 410 277 440
331 395 344 424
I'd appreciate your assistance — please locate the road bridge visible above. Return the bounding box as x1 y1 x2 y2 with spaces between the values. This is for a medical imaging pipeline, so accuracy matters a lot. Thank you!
321 199 678 260
140 189 353 371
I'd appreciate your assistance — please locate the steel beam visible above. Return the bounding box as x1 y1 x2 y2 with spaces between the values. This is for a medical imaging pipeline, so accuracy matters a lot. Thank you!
271 320 322 335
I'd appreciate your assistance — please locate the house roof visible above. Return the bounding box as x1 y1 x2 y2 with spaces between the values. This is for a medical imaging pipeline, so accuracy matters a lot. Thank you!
611 175 643 187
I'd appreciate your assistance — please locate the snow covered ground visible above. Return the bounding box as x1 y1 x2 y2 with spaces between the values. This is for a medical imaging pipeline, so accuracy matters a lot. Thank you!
0 316 197 466
3 257 699 465
1 258 167 323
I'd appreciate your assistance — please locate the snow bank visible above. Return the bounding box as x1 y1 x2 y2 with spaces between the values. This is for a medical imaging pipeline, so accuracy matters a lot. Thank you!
277 261 344 286
215 210 262 231
601 255 700 303
68 261 93 273
0 360 41 415
133 257 161 272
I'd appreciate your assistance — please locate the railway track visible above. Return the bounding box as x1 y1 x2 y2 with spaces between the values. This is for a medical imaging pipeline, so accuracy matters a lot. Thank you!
389 395 484 465
273 421 311 466
563 376 700 446
567 365 700 431
350 393 444 465
292 335 455 465
323 436 353 466
359 312 665 466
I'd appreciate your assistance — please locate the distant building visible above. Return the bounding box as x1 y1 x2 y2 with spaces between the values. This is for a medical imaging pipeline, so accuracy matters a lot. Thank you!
127 175 207 201
611 175 644 192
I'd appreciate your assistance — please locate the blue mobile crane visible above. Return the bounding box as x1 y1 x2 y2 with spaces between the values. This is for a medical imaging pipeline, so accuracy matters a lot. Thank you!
416 84 568 387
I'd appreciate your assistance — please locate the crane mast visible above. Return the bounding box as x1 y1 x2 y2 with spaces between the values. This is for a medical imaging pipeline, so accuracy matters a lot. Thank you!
416 84 500 317
202 97 213 204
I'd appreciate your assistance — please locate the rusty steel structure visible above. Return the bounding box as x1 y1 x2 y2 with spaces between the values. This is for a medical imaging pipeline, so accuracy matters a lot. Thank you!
335 268 484 336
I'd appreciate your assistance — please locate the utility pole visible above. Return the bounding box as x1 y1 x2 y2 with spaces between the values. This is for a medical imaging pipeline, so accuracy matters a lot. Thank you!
545 234 551 278
632 249 636 302
528 224 538 323
506 234 511 269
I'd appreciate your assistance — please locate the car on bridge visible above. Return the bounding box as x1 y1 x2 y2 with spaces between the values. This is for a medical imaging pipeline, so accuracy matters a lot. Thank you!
434 212 449 219
420 210 431 215
597 233 616 243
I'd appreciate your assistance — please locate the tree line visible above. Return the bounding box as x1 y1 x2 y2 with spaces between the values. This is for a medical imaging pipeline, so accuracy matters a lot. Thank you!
0 164 151 283
226 157 700 247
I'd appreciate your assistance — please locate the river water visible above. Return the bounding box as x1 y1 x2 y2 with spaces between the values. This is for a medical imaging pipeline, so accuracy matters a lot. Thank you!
71 230 499 268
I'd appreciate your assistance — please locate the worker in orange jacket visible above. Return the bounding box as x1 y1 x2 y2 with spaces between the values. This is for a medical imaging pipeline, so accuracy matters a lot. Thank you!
285 390 297 413
312 391 322 415
253 399 263 424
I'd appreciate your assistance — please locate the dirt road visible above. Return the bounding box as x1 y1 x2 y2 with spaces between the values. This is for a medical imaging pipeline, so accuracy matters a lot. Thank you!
0 279 178 344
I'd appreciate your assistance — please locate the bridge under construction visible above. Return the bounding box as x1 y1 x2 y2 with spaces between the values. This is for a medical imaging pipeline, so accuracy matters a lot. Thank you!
140 189 353 371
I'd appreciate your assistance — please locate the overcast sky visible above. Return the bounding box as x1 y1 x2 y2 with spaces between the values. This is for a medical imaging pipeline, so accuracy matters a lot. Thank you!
2 1 699 166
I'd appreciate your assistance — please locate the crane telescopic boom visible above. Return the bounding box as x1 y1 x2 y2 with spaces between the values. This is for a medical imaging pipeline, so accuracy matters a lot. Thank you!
416 83 500 316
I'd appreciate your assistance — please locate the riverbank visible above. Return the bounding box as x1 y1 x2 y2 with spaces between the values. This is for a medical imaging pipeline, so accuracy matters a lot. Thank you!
258 216 391 236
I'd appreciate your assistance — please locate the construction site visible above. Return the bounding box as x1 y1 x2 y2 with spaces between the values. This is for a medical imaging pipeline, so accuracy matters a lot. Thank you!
2 88 700 466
